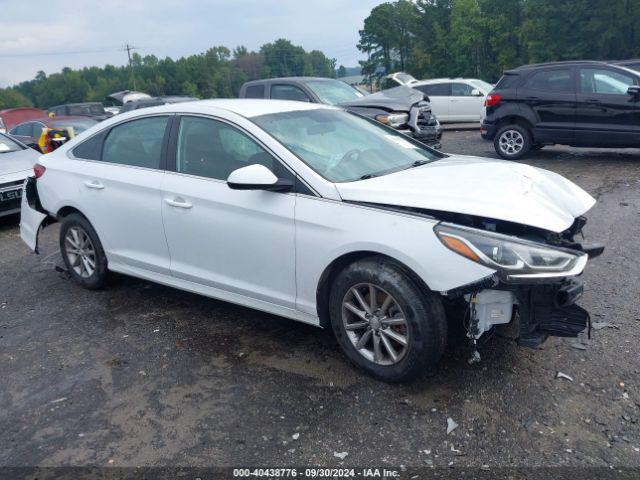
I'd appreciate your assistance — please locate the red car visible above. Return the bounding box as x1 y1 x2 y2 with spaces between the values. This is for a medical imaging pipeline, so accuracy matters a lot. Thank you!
0 108 47 133
8 116 97 151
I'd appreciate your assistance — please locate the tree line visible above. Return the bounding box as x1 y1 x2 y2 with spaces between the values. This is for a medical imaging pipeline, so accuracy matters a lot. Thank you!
2 0 640 110
0 39 336 109
358 0 640 83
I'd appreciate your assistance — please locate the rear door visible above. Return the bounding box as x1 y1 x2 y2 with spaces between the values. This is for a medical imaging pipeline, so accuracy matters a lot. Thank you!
413 83 450 121
450 82 484 122
69 115 172 274
574 66 639 146
518 68 576 143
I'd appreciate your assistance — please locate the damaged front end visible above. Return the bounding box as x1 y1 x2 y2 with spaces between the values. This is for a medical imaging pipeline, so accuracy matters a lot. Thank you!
434 215 603 350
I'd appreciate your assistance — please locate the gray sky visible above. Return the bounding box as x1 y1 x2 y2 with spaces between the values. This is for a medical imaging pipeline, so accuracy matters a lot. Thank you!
0 0 386 87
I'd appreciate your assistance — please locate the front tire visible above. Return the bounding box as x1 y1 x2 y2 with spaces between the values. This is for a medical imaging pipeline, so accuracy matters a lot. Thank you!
329 257 447 382
59 213 108 290
494 124 532 160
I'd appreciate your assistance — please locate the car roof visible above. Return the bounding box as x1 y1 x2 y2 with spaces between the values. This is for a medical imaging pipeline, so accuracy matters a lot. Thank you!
122 99 333 119
50 102 103 107
15 116 98 126
244 77 341 85
507 60 611 72
412 77 483 85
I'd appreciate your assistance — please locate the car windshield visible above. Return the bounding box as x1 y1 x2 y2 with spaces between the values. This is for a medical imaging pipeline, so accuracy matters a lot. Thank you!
51 119 96 134
252 109 441 183
0 133 23 153
304 80 363 105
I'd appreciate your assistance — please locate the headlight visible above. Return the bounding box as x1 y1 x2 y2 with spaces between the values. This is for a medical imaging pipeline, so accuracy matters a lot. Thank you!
375 112 409 128
435 223 587 279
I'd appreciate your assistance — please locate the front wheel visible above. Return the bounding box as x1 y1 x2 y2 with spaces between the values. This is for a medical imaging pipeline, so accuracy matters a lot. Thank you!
329 257 447 382
59 213 109 289
494 124 532 160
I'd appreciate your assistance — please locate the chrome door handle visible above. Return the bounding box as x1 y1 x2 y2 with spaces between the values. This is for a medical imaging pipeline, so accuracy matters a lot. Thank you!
84 180 104 190
165 197 193 209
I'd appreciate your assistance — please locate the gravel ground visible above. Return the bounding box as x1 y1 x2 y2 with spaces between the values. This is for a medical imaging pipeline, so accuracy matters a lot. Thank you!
1 131 639 473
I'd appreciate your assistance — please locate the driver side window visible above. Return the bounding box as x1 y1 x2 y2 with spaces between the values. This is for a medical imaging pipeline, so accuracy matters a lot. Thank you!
176 116 279 181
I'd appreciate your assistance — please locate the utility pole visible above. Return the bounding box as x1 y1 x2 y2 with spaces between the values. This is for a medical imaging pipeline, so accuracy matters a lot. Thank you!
124 43 137 90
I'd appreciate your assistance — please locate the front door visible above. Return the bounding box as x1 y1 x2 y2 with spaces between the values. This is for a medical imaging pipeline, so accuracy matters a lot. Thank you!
574 67 639 146
161 115 297 308
449 82 484 122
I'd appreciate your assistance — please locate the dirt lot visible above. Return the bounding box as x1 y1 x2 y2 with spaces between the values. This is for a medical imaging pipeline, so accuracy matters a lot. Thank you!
1 130 639 473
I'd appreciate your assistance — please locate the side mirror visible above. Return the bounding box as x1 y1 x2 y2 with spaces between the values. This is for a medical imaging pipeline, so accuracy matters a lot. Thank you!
627 85 640 96
227 164 293 192
471 88 483 97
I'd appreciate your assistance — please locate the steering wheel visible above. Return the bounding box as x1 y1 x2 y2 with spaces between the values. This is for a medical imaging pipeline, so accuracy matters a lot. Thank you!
326 149 361 175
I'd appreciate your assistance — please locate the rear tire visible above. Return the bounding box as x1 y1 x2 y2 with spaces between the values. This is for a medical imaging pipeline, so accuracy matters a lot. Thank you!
329 257 447 382
494 124 532 160
59 213 108 290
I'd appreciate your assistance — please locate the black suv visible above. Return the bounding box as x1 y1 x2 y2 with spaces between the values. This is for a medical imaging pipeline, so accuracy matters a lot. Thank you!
481 61 640 159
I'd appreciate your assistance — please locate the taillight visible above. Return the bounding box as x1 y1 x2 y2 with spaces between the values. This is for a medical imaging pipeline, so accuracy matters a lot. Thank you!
33 163 46 178
484 94 501 107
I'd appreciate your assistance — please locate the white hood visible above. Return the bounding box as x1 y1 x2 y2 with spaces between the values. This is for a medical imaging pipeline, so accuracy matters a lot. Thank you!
335 155 596 233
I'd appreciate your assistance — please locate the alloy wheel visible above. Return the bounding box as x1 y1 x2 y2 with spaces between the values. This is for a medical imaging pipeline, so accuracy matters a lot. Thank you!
64 226 97 278
341 283 409 366
498 129 524 156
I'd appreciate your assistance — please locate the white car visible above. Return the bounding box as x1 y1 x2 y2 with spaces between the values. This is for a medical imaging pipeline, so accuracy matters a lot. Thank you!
0 133 39 217
20 100 601 382
386 73 493 123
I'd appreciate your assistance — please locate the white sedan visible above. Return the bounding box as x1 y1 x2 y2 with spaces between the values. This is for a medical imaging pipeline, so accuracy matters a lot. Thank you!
386 73 493 123
20 100 601 382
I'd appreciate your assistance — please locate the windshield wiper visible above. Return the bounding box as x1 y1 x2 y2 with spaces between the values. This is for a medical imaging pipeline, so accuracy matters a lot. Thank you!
405 160 430 170
359 173 378 180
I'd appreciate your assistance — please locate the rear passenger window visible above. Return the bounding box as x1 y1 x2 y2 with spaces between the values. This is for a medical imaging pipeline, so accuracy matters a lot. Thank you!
11 123 34 136
271 84 310 102
244 85 265 98
102 116 169 169
176 116 276 181
524 69 573 93
415 83 451 96
451 83 474 96
72 131 106 160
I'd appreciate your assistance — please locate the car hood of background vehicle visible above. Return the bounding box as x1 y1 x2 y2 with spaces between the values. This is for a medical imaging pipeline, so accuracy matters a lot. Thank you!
0 148 39 178
338 86 425 112
335 155 596 233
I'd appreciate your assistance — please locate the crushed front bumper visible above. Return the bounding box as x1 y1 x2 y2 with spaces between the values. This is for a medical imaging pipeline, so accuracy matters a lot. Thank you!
20 176 48 253
445 275 595 348
513 280 590 347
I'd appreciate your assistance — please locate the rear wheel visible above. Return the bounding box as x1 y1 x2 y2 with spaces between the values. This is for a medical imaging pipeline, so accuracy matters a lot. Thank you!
59 213 108 289
329 257 447 382
494 124 532 160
